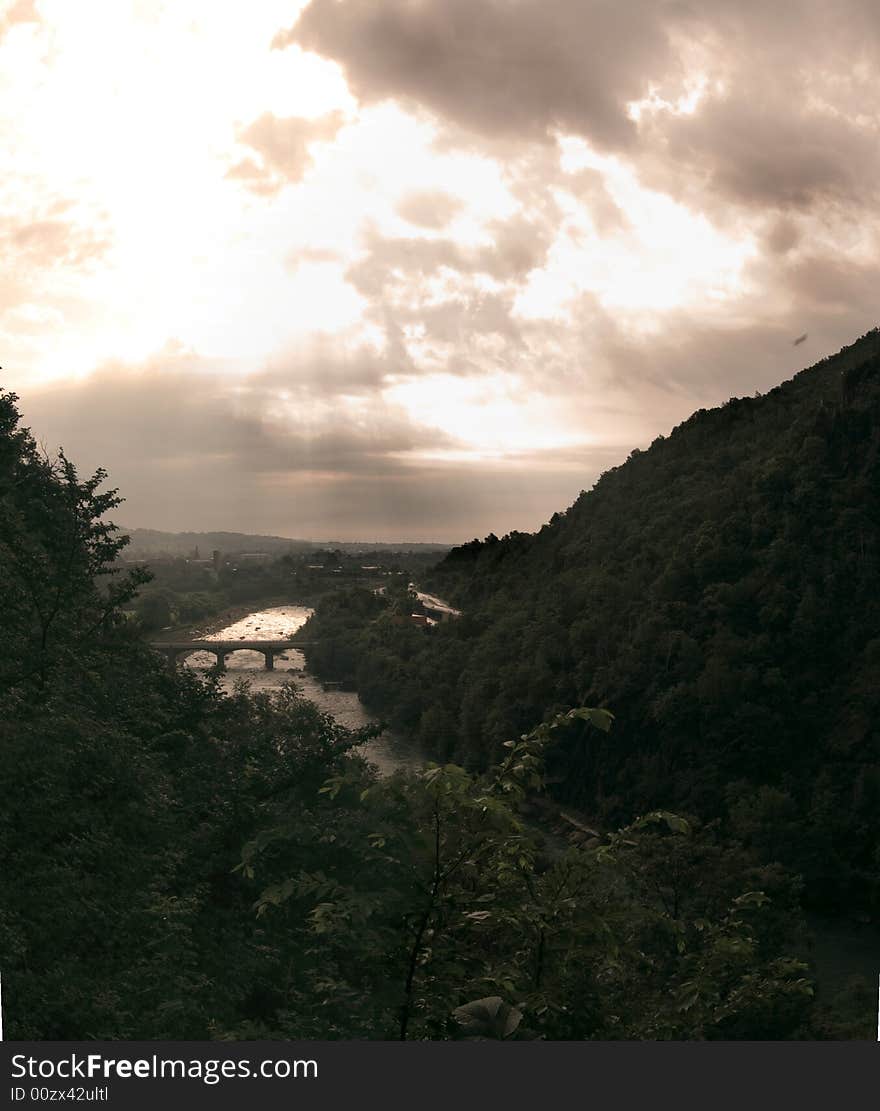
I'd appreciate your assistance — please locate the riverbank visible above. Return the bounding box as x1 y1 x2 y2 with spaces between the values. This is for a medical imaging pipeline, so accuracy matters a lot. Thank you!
174 597 875 1020
174 602 425 776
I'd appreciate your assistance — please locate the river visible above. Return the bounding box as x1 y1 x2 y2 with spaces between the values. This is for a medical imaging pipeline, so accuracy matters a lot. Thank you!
181 604 425 776
412 589 461 619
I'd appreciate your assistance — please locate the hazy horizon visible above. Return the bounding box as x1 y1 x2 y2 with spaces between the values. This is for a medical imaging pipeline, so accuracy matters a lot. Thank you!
119 523 459 548
3 1 879 537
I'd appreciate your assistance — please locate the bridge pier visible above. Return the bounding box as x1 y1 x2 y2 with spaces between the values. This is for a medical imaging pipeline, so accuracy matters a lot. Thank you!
152 640 312 673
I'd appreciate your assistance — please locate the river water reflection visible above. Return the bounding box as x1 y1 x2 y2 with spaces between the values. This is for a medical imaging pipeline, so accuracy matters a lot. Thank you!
182 604 423 776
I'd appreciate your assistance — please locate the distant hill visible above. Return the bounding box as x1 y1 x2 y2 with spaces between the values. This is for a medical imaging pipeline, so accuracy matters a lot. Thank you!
314 328 880 909
118 527 451 560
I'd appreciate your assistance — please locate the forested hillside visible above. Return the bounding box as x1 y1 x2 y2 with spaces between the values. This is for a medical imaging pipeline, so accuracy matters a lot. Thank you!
4 385 847 1039
302 330 880 911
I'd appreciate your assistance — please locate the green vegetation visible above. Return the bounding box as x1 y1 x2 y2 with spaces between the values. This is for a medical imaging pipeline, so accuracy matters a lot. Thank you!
2 323 878 1041
298 332 880 1010
126 545 440 635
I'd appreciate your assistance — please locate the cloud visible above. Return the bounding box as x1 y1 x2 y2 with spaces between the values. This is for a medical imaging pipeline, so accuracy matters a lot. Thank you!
287 246 343 266
1 216 109 269
277 1 880 225
346 232 519 299
276 0 678 150
22 341 454 469
395 189 464 229
561 168 631 235
762 217 801 257
339 214 559 377
567 278 880 414
639 81 880 221
271 2 880 377
782 254 880 320
0 208 111 325
0 0 38 43
348 213 553 296
17 348 619 540
227 111 346 194
9 1 880 541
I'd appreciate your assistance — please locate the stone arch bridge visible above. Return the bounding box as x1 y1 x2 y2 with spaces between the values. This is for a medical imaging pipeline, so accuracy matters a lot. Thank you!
152 640 315 671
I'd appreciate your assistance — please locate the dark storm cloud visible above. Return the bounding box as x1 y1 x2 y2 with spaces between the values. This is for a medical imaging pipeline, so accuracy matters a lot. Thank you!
762 217 801 257
275 0 678 150
641 85 880 220
16 353 621 541
782 254 880 318
278 0 880 223
654 3 880 221
271 0 880 421
227 111 345 194
21 350 453 480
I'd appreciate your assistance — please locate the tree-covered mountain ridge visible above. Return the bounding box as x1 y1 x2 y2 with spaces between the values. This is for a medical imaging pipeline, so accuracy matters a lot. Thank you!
307 328 880 909
119 526 450 560
2 384 834 1039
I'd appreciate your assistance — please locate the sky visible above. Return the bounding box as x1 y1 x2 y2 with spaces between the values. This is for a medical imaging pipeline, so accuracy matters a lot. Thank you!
3 0 879 541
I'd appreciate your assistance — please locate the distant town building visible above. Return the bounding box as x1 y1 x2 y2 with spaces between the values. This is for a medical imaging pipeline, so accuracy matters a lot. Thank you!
236 552 273 565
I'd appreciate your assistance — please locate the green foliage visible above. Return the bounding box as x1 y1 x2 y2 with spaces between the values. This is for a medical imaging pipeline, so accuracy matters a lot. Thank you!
453 997 523 1039
0 389 148 693
0 390 379 1038
134 587 175 631
296 331 880 912
240 711 816 1040
0 377 867 1041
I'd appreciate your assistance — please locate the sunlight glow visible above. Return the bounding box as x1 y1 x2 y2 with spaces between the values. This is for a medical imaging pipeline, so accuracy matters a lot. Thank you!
2 3 758 466
384 372 593 458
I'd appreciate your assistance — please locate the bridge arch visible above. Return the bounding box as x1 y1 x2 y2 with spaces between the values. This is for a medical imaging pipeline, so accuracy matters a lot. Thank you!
221 646 276 670
167 645 227 669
